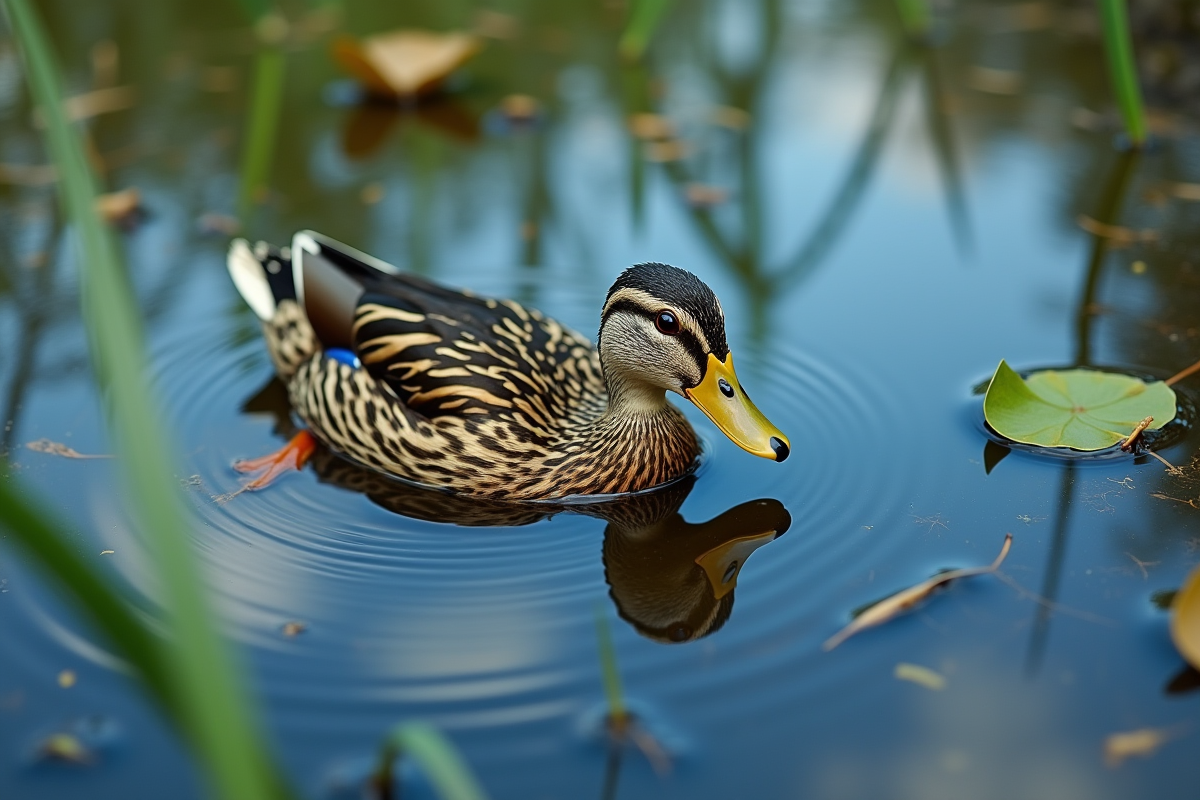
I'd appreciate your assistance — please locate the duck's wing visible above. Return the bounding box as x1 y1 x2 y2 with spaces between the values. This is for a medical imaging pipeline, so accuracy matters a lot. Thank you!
293 231 606 423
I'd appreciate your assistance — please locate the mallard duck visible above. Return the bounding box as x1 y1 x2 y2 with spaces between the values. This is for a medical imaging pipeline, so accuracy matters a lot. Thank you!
227 231 789 500
242 377 790 641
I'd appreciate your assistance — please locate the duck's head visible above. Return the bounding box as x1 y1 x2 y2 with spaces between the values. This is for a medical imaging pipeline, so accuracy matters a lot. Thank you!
598 263 790 462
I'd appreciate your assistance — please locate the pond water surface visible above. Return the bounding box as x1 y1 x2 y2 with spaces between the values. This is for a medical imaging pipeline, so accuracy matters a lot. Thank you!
3 2 1200 799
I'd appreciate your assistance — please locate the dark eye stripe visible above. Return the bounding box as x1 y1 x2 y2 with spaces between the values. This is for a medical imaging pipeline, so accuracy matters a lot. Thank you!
601 298 709 383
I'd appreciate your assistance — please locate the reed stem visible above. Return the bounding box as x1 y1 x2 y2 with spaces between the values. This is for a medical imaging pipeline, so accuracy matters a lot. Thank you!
1097 0 1148 147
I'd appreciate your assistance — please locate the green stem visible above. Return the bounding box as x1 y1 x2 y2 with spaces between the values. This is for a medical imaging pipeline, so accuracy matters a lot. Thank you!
894 0 931 39
1098 0 1147 147
595 608 628 727
619 0 673 62
237 49 286 223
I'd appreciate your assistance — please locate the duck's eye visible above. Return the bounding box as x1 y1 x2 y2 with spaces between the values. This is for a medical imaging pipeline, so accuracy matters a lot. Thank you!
655 310 680 335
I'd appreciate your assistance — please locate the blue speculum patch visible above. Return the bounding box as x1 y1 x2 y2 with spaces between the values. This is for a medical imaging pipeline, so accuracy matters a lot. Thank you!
326 348 361 369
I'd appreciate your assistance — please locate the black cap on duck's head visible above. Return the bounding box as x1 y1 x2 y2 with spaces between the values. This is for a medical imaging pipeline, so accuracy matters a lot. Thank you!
599 263 790 462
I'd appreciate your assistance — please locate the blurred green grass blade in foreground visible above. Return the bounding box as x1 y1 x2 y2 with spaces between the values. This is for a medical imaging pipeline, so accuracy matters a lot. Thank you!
374 722 490 800
0 482 178 716
1097 0 1147 147
619 0 672 62
2 0 286 797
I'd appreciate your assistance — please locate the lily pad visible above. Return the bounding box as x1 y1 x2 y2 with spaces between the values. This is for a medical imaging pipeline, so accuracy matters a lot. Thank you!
982 360 1176 451
1171 562 1200 671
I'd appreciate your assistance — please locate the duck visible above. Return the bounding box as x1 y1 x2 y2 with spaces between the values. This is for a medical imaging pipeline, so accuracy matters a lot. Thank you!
226 231 789 501
243 375 791 642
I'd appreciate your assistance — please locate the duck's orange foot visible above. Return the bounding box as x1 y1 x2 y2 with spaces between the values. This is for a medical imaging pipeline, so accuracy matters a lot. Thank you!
232 430 316 492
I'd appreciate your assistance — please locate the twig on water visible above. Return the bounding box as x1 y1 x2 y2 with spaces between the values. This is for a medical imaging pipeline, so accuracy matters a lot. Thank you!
1120 416 1154 451
1166 357 1200 387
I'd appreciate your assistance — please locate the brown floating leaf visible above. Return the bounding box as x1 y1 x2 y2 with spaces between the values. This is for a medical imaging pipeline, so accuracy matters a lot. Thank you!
59 86 136 122
1171 182 1200 202
1104 727 1177 767
1171 561 1200 671
894 662 946 690
0 162 57 186
968 66 1022 95
627 113 674 140
332 30 482 98
25 439 113 459
499 93 540 122
824 533 1013 651
643 140 691 163
1076 214 1158 244
684 183 728 208
95 187 141 226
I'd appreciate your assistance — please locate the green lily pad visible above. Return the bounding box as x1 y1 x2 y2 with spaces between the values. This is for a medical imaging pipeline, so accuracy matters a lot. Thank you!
983 360 1176 451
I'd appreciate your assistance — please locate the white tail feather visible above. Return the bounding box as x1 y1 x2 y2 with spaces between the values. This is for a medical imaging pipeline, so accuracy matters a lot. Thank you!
227 238 277 320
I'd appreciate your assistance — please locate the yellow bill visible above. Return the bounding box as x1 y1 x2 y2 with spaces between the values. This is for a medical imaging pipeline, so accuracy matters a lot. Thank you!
684 353 790 462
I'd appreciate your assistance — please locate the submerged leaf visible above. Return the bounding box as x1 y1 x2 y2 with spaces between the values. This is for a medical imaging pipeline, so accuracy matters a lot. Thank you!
983 360 1175 451
824 534 1012 650
1171 562 1200 671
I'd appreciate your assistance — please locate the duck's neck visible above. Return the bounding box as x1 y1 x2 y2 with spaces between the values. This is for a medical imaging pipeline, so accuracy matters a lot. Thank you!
557 370 698 495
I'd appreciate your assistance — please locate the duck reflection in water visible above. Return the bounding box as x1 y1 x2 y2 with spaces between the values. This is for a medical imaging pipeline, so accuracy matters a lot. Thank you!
242 378 790 642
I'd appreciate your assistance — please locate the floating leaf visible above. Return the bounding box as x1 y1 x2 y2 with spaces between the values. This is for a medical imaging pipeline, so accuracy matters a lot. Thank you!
893 662 946 690
332 30 481 99
983 360 1175 451
1171 561 1200 671
1104 727 1178 767
824 533 1012 651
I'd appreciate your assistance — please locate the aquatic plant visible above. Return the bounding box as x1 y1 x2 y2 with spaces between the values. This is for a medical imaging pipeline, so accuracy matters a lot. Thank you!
1097 0 1147 147
619 0 673 62
373 722 489 800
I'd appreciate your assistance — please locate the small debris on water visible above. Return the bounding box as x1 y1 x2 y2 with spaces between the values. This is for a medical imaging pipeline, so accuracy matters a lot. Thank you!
100 549 115 556
1104 727 1179 767
894 662 946 691
282 621 308 637
26 439 112 459
968 66 1021 95
197 212 241 236
57 670 76 689
684 183 728 208
95 187 143 229
627 113 674 140
360 182 385 205
499 94 540 123
37 733 95 765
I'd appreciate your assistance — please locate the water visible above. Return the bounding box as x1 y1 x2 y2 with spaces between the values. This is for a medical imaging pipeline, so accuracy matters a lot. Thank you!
3 1 1200 798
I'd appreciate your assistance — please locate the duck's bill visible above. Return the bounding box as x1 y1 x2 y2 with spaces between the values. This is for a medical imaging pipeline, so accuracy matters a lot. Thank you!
684 353 791 462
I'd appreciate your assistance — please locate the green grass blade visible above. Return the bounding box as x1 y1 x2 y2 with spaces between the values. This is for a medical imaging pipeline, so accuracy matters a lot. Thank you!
0 477 178 717
1097 0 1147 147
595 608 627 725
375 722 489 800
237 48 286 223
894 0 931 39
3 1 285 797
619 0 672 62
